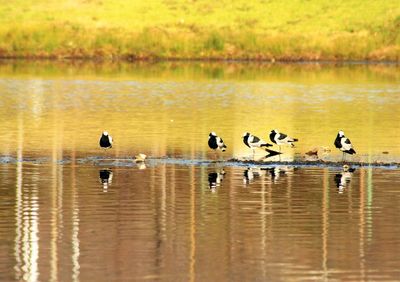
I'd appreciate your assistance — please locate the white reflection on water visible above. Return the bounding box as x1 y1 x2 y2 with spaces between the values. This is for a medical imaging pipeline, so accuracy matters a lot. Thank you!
50 107 64 282
71 164 80 282
14 111 40 282
14 114 23 280
189 165 196 282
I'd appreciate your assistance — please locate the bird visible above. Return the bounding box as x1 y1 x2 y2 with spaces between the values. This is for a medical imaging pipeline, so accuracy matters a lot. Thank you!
334 130 356 161
208 132 227 152
242 132 273 160
269 129 298 151
99 131 113 150
208 132 227 160
134 153 147 162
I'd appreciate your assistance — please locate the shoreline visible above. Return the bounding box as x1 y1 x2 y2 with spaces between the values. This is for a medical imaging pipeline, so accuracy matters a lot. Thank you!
1 156 399 169
0 57 399 64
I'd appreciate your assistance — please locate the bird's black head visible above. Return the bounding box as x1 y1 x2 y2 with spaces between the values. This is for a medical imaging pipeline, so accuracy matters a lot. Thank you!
209 132 217 137
242 132 250 138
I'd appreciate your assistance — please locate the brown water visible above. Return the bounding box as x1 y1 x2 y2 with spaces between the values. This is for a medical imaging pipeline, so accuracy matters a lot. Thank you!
0 163 400 281
0 61 400 281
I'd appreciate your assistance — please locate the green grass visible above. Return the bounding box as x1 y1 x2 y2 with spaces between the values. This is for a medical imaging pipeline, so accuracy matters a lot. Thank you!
0 0 399 61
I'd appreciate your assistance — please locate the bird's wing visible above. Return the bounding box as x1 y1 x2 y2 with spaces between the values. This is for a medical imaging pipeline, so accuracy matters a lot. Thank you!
341 137 353 150
252 135 260 143
277 132 288 140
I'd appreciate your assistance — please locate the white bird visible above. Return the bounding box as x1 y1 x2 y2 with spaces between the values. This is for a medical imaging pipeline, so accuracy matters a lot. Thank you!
334 130 356 161
99 131 113 150
134 153 147 162
269 129 298 151
242 132 273 160
208 132 227 152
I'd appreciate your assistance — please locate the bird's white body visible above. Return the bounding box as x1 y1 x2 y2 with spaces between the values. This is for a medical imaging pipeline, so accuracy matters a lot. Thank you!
135 153 147 162
339 137 353 152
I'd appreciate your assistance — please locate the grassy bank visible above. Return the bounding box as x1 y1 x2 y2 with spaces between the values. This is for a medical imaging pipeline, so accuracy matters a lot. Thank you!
0 0 399 61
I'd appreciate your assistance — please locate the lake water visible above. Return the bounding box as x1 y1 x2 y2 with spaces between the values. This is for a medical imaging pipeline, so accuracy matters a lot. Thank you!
0 61 399 281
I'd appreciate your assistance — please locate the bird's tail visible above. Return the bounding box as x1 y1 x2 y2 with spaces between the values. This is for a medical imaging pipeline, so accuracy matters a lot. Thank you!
348 148 356 154
293 138 299 142
221 145 227 152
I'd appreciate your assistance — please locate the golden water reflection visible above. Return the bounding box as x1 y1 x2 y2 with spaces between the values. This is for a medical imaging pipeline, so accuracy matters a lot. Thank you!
0 61 399 162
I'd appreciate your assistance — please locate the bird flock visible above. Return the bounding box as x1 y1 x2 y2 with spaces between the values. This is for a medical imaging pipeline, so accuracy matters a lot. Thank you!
99 130 357 194
99 129 356 162
208 129 355 162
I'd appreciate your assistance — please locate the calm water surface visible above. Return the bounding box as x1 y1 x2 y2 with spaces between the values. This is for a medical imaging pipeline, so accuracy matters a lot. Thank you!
0 163 399 281
0 62 400 281
0 61 399 161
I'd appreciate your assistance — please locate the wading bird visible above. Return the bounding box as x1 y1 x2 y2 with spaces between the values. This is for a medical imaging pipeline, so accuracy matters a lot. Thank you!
334 130 356 162
208 132 227 159
99 131 113 150
242 132 273 160
269 129 298 152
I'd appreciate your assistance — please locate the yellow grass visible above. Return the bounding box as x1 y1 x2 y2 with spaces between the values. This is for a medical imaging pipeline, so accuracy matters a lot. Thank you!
0 0 399 61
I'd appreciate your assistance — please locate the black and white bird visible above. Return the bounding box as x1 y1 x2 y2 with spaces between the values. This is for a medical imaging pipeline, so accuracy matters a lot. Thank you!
208 132 227 152
99 131 113 150
334 130 356 161
269 129 298 151
242 132 273 160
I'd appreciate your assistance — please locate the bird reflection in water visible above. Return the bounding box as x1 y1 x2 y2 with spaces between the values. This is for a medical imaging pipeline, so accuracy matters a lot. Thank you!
208 169 225 193
334 165 356 193
268 166 294 183
243 167 267 185
134 153 147 170
137 162 147 170
99 169 113 192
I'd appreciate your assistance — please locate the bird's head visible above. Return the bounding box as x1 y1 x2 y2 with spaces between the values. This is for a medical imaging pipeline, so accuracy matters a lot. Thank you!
242 132 250 138
102 131 109 136
338 130 345 137
209 132 217 137
271 129 278 134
